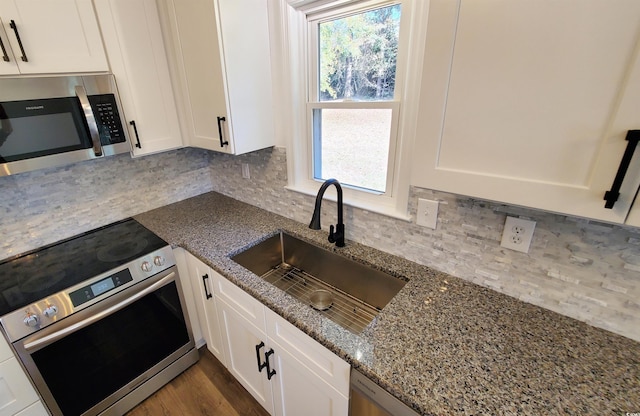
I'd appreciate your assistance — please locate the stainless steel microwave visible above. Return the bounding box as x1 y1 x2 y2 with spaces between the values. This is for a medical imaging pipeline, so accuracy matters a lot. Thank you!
0 74 131 176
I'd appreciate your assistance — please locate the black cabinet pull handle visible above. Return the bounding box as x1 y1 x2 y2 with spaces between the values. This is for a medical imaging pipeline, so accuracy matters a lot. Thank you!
9 20 27 62
201 274 212 299
264 348 276 380
604 130 640 209
255 341 267 373
0 34 10 62
217 116 229 148
129 120 142 149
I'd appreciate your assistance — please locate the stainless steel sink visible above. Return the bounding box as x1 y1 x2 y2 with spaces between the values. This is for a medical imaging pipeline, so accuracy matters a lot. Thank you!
231 232 406 333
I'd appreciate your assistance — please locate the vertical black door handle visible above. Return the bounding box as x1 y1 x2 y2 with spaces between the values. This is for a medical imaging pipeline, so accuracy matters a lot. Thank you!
8 20 27 62
201 274 212 299
217 116 229 148
264 348 276 380
129 120 142 149
0 35 10 62
255 341 267 373
604 130 640 209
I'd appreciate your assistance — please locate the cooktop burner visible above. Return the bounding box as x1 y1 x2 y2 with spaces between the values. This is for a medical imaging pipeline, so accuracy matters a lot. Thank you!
0 218 167 317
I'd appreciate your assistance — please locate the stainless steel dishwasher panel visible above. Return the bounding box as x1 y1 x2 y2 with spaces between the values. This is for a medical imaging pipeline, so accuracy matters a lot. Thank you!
350 369 420 416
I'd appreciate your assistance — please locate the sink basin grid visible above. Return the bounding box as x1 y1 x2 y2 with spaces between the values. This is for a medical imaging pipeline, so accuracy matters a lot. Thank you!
262 263 379 333
232 232 406 334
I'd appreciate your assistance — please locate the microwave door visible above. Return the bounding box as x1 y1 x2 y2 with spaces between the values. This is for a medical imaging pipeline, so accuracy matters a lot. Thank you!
0 98 95 165
75 85 103 157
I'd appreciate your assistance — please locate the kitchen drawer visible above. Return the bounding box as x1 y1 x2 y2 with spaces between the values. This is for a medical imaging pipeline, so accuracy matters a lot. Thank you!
265 308 350 396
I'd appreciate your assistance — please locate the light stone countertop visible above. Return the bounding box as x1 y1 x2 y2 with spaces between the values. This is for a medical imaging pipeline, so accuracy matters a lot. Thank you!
134 191 640 415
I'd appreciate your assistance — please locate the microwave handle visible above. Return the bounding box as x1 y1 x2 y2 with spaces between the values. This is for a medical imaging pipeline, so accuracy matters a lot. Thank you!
75 85 103 157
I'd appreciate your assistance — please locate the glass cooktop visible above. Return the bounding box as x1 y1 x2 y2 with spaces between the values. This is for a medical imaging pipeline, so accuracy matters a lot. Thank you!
0 218 168 317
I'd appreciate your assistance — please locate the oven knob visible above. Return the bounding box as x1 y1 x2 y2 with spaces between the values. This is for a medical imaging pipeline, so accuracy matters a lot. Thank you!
43 305 58 318
153 256 165 267
23 313 39 328
141 261 153 272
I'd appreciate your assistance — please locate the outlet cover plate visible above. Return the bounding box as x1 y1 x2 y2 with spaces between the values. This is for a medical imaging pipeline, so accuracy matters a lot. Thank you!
416 198 439 229
500 216 536 253
241 163 250 179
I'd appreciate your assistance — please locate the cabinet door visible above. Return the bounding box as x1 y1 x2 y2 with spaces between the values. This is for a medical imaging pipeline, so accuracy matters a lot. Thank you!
216 298 274 415
0 0 107 74
165 0 228 152
0 358 40 416
95 0 183 156
270 352 348 416
173 249 205 348
266 309 350 395
186 253 226 363
414 0 640 223
215 0 275 155
165 0 276 155
266 310 349 416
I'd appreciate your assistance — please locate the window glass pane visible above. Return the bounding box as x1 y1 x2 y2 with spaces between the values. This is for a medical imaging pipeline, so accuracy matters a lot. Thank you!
318 4 401 102
313 108 392 192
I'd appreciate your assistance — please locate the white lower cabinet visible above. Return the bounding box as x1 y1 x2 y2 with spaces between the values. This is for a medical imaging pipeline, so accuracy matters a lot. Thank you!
266 308 350 416
216 297 275 412
179 249 225 362
185 252 350 416
0 335 45 416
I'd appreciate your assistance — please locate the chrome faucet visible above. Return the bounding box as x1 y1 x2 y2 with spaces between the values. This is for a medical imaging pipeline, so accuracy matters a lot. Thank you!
309 178 345 247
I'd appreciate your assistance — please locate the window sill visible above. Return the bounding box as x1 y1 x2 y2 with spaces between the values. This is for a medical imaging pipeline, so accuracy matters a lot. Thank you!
285 184 412 222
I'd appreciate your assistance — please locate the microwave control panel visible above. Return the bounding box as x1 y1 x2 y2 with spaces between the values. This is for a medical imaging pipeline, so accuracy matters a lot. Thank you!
88 94 126 145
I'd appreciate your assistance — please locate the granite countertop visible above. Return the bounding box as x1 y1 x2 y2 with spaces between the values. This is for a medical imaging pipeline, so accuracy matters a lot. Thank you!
134 191 640 415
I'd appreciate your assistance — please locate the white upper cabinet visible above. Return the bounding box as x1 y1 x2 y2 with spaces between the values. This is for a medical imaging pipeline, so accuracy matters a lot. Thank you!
0 0 108 74
95 0 183 156
163 0 276 155
413 0 640 224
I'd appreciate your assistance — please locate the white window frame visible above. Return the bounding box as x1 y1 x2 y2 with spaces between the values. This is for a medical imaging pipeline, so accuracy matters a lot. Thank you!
276 0 429 220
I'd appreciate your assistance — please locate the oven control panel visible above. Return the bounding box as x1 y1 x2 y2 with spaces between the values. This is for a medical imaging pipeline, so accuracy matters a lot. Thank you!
0 246 175 343
69 269 134 307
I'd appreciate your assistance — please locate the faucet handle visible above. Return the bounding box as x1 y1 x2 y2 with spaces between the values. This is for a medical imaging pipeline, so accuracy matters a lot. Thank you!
328 225 336 243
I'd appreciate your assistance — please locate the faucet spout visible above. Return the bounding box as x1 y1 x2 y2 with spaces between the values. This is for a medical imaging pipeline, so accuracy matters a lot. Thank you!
309 178 345 247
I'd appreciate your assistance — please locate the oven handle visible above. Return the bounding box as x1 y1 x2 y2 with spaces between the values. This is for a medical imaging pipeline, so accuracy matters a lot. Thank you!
23 271 176 352
75 85 103 157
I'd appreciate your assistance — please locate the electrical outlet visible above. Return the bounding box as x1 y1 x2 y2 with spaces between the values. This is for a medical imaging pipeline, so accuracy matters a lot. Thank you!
500 216 536 253
241 163 250 179
416 198 439 229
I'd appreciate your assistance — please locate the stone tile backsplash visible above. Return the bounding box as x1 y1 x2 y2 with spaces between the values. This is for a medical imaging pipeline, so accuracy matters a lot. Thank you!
208 147 640 342
1 145 639 342
0 147 213 258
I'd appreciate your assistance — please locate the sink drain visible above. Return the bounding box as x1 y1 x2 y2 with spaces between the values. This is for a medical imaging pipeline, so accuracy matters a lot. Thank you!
309 289 334 311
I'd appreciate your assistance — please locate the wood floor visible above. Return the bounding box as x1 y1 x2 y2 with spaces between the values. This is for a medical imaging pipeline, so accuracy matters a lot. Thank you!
126 347 270 416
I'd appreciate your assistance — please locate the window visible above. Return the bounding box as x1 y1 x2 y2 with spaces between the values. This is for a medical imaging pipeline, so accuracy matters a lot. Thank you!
310 2 401 195
281 0 428 219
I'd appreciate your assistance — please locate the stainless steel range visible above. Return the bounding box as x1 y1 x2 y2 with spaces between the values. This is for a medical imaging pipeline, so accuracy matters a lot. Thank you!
0 218 198 416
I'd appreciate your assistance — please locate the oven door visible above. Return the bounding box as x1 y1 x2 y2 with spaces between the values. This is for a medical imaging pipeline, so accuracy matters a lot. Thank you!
13 267 196 416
